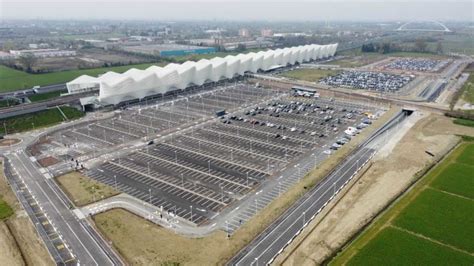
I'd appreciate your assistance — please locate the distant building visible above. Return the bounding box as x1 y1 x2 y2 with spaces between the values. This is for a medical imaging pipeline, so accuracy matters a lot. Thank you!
239 28 251 37
122 44 216 57
261 29 273 37
9 49 76 58
0 51 14 60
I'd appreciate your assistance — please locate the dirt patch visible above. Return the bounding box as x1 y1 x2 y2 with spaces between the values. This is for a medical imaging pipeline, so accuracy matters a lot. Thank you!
37 156 59 167
0 160 53 265
56 171 119 207
28 136 51 157
0 138 21 147
6 215 53 266
0 221 24 266
278 113 474 265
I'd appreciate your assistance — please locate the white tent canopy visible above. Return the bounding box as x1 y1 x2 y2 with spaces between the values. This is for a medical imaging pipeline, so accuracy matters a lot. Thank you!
67 43 338 105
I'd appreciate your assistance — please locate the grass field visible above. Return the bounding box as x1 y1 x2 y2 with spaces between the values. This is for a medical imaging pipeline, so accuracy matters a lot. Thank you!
0 199 13 220
331 142 474 265
0 106 84 135
0 63 156 92
460 70 474 104
56 172 118 207
28 90 68 102
454 118 474 128
280 68 340 82
0 99 19 108
431 163 474 199
346 227 473 266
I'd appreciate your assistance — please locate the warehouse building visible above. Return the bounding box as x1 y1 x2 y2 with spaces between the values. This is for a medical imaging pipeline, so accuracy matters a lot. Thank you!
122 44 216 57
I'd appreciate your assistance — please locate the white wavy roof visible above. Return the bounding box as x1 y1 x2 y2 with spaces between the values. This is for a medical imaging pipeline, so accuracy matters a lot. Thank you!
68 43 338 105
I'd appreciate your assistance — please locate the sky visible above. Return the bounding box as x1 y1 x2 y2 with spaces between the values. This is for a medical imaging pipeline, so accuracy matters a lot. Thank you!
1 0 473 21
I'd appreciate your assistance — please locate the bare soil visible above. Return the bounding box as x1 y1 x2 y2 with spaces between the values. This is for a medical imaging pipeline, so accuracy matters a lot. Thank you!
0 221 24 266
278 113 474 265
0 138 21 147
37 156 59 167
0 160 53 265
56 171 119 207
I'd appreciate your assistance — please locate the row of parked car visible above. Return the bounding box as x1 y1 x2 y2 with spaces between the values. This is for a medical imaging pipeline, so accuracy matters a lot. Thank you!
328 117 373 152
385 58 448 72
319 71 413 92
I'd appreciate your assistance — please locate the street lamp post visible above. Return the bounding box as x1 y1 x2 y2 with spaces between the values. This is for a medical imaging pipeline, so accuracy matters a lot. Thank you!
149 188 152 204
190 205 193 223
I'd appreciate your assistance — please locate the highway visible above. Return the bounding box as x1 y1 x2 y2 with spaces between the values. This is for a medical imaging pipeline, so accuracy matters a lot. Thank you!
6 150 122 265
228 110 408 265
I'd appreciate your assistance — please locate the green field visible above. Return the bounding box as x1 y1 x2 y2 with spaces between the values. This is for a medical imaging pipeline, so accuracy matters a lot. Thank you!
331 142 474 265
0 199 13 220
0 99 20 108
347 227 473 266
0 106 84 135
460 71 474 104
28 90 68 102
454 118 474 128
431 163 474 199
0 63 156 92
394 188 474 252
280 68 340 82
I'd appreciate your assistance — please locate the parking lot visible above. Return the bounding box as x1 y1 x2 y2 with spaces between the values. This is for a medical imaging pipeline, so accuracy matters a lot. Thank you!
29 82 281 175
384 58 450 72
86 91 381 226
319 70 413 92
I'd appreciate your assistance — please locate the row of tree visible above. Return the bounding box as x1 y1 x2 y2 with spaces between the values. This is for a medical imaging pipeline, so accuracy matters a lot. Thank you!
361 39 443 54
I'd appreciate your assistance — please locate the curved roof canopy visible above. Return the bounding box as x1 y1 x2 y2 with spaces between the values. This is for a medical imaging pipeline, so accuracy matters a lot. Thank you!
67 43 338 105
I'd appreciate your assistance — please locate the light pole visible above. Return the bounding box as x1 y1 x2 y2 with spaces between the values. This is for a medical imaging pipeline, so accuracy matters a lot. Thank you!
190 205 193 223
149 188 152 204
255 199 258 214
114 175 117 190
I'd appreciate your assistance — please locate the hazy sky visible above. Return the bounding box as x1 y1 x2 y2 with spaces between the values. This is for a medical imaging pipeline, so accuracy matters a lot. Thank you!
1 0 473 21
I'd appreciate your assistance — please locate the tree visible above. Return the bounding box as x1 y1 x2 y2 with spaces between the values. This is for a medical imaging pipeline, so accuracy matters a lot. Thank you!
18 53 37 72
235 43 247 52
436 42 443 54
414 39 428 52
379 42 392 54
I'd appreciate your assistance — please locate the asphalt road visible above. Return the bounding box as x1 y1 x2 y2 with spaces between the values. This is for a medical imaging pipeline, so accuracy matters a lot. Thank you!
228 147 375 265
7 151 121 266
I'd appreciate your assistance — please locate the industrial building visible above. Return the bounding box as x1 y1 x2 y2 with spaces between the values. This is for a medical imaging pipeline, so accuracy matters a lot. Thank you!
9 48 76 58
122 44 216 57
67 43 338 105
